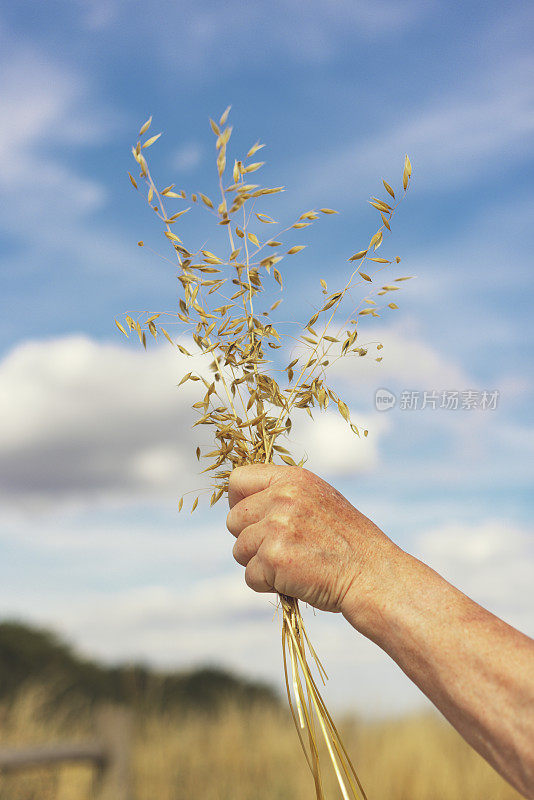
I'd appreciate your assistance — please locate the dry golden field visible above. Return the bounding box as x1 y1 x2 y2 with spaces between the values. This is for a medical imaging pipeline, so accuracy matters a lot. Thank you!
0 686 523 800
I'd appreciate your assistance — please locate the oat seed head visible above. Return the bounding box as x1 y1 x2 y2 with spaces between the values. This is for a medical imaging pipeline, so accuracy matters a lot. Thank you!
122 108 413 513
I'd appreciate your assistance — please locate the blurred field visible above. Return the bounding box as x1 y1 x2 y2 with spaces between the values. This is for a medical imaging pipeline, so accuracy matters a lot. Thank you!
0 686 523 800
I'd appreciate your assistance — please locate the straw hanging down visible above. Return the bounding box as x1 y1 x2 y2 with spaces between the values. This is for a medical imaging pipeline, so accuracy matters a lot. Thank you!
120 106 412 799
281 596 368 800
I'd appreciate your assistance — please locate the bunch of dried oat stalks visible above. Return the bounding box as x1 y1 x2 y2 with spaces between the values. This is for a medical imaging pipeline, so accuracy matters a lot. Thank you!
118 106 412 799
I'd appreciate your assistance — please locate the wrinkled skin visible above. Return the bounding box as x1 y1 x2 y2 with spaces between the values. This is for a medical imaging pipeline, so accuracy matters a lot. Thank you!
226 463 401 618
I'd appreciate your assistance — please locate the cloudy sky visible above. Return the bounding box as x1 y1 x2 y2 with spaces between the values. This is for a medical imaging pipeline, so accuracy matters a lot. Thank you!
0 0 533 715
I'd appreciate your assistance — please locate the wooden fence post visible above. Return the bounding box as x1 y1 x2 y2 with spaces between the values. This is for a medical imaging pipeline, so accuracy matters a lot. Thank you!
94 706 133 800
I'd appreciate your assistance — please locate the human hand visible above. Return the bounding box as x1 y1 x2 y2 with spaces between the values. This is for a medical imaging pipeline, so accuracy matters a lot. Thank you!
226 464 401 618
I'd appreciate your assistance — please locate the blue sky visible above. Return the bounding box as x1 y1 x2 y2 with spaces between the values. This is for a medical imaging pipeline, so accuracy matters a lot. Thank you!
0 0 533 715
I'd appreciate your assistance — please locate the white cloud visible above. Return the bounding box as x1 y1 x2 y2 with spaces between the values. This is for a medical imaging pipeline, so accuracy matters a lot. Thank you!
2 309 526 522
0 334 389 509
0 336 207 506
289 408 389 474
0 319 487 507
327 318 471 392
0 43 109 223
0 510 227 572
0 31 146 299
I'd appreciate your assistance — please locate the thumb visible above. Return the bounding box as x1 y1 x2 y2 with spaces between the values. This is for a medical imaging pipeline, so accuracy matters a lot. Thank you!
227 464 288 508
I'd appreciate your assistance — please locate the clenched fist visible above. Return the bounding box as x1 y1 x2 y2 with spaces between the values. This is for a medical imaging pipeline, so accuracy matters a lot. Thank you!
226 463 403 622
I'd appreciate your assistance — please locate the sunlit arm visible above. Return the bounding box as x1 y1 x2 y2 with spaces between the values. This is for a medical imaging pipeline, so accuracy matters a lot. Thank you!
342 551 534 799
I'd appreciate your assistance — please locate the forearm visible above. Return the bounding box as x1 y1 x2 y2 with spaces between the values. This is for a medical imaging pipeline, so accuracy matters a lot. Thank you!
342 548 534 798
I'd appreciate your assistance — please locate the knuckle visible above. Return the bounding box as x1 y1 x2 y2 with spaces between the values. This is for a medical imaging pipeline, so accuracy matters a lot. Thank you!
268 510 291 530
261 537 286 568
276 484 299 503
